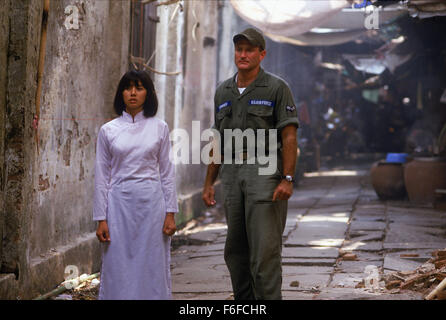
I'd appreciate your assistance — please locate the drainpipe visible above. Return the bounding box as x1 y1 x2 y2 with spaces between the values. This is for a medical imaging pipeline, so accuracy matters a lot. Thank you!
34 0 50 156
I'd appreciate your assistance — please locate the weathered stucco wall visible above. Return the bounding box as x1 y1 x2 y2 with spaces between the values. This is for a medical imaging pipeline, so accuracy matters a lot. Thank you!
31 0 129 259
153 1 222 226
177 0 219 192
0 0 130 299
28 0 130 298
154 2 184 134
0 0 10 274
1 0 43 299
179 0 219 223
217 1 238 84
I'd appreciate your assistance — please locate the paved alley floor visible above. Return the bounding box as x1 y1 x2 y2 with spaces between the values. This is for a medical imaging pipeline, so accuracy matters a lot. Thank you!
170 163 446 300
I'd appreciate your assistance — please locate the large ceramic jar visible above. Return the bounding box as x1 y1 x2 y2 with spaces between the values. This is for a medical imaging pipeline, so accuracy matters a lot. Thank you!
404 157 446 204
370 161 406 200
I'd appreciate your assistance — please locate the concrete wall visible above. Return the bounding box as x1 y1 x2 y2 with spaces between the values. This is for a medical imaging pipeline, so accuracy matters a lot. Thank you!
0 0 10 276
217 1 238 84
31 0 129 259
0 0 130 299
2 1 43 295
176 0 219 222
153 0 224 226
154 2 184 133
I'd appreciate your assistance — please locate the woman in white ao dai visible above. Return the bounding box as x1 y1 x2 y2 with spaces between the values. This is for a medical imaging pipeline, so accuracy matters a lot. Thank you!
93 70 178 300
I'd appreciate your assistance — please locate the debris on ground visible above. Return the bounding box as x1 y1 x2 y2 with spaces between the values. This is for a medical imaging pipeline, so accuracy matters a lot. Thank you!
354 265 385 291
381 248 446 300
54 294 72 300
290 280 300 287
49 248 446 300
340 252 358 261
400 253 419 258
52 276 100 300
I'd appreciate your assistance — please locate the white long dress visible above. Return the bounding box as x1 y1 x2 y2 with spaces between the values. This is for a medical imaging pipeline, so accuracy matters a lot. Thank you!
93 110 178 300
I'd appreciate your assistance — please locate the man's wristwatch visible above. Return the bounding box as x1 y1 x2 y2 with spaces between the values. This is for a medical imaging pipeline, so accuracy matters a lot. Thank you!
282 175 294 183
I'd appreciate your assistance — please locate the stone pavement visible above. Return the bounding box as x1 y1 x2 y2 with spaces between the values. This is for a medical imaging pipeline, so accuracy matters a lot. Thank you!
170 163 446 300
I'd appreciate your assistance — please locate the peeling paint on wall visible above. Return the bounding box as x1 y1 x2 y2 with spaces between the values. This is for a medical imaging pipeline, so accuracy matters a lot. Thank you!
79 159 84 181
30 0 130 260
62 130 72 166
38 175 50 191
0 0 10 272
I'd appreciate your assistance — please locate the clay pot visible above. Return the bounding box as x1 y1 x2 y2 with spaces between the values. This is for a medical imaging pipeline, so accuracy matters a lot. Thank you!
404 157 446 204
370 161 406 200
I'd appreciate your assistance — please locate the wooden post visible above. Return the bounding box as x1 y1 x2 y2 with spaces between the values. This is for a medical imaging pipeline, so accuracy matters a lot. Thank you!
425 277 446 300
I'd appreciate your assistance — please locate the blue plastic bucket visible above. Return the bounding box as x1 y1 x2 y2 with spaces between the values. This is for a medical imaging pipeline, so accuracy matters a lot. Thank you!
386 153 408 163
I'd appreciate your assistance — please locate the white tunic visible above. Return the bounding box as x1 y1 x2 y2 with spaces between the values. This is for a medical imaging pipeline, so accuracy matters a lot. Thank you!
93 110 178 300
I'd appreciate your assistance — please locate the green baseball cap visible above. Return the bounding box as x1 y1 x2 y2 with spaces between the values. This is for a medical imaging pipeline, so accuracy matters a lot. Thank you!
233 28 266 51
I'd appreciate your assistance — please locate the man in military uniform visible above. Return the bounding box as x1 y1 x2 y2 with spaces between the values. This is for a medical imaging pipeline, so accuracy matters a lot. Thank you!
202 28 299 300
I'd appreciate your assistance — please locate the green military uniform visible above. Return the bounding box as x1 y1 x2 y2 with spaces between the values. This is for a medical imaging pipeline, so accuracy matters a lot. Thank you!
213 68 299 299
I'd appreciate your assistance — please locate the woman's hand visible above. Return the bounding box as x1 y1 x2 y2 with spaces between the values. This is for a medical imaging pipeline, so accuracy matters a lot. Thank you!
163 212 176 236
96 220 111 242
202 185 216 207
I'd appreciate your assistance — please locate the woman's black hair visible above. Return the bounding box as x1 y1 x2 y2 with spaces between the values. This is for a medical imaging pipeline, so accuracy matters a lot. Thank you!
113 70 158 118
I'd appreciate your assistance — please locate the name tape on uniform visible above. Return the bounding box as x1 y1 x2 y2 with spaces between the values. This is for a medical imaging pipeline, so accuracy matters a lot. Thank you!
249 99 275 107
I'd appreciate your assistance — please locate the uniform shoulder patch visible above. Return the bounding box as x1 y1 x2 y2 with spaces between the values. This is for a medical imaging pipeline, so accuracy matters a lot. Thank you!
286 105 296 112
217 101 231 111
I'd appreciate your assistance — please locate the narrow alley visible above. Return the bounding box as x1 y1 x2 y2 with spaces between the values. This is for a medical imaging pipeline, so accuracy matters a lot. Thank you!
1 0 446 302
33 157 446 301
170 158 446 300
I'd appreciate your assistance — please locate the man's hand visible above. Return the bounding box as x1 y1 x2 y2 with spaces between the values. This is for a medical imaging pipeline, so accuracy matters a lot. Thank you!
272 180 293 201
273 124 297 202
202 185 217 207
96 220 111 242
163 212 177 236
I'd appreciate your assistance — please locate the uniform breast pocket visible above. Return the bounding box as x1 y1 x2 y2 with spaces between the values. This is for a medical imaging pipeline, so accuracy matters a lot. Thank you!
216 106 232 131
246 105 274 129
